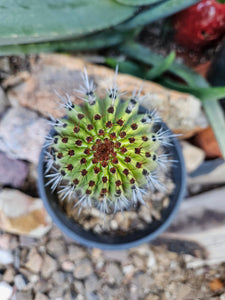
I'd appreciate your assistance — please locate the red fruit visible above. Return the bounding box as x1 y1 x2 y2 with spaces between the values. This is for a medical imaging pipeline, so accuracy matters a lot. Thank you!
173 0 225 50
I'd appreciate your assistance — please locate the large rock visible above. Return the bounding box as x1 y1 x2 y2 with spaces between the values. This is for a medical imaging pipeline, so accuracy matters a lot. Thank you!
194 127 222 158
0 152 28 188
6 54 208 138
0 106 50 164
188 159 225 186
0 189 52 237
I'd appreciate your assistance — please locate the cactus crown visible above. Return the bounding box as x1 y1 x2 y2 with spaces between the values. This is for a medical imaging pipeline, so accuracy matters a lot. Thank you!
45 68 175 215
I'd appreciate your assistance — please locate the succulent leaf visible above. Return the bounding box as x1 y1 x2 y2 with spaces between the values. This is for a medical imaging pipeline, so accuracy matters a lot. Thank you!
0 0 136 46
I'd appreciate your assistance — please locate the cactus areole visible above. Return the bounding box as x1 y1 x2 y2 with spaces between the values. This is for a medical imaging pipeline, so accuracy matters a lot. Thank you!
39 68 186 249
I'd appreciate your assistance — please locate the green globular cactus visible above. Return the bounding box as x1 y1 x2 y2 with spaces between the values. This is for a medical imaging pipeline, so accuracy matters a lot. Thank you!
45 68 175 215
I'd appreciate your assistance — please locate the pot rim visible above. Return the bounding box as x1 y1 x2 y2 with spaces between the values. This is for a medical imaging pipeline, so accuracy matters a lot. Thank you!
38 122 186 250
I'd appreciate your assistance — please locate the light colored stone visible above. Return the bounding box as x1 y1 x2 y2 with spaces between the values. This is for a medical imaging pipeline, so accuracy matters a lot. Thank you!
33 280 52 294
49 225 62 239
16 290 33 300
181 141 205 173
68 245 86 261
0 152 28 188
105 262 123 285
173 283 192 299
2 71 30 90
85 292 99 300
84 275 99 292
3 268 15 283
76 295 85 300
73 259 93 279
73 280 84 294
61 260 74 272
48 286 64 299
122 264 135 276
0 249 13 265
64 292 72 300
0 234 11 249
132 254 146 270
103 250 128 262
19 236 37 248
164 186 225 266
220 294 225 300
14 274 27 291
91 248 102 260
6 54 208 138
52 271 65 285
129 244 150 256
188 159 225 186
34 293 49 300
132 273 151 297
0 281 13 300
147 251 156 270
46 239 66 257
144 295 160 300
0 106 50 164
25 248 43 273
41 254 57 279
168 186 225 234
0 189 52 237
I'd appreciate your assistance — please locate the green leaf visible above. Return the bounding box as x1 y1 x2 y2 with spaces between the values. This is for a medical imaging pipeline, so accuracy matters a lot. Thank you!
120 42 208 87
159 79 225 101
145 51 175 80
196 87 225 102
105 57 145 77
115 0 164 6
0 30 126 55
0 0 136 46
159 79 225 159
118 0 201 29
203 100 225 159
120 42 225 159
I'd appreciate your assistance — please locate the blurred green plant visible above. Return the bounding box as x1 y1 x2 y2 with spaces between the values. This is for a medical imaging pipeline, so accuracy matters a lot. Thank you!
0 0 200 55
1 0 224 159
105 42 225 159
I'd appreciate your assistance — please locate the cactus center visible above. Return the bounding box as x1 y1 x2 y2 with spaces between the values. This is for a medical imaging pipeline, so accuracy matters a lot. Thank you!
94 139 115 162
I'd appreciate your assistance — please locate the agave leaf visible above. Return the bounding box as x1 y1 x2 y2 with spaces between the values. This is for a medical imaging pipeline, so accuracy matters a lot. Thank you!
106 54 176 81
159 79 225 159
0 0 136 46
118 42 225 158
0 30 126 56
203 100 225 159
118 0 201 29
115 0 165 6
159 79 225 102
120 42 207 87
145 51 175 80
105 57 145 77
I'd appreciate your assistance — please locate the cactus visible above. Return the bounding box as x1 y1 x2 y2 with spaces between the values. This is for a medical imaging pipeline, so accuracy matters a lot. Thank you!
45 68 175 215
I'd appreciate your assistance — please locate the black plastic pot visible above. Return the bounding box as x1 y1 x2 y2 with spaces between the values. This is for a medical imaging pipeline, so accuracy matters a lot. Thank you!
38 118 186 250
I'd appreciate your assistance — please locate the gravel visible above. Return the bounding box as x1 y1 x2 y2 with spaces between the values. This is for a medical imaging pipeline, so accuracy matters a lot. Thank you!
0 224 224 299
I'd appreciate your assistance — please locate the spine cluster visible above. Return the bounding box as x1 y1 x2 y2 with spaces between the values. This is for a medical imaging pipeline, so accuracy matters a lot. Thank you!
45 68 175 215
